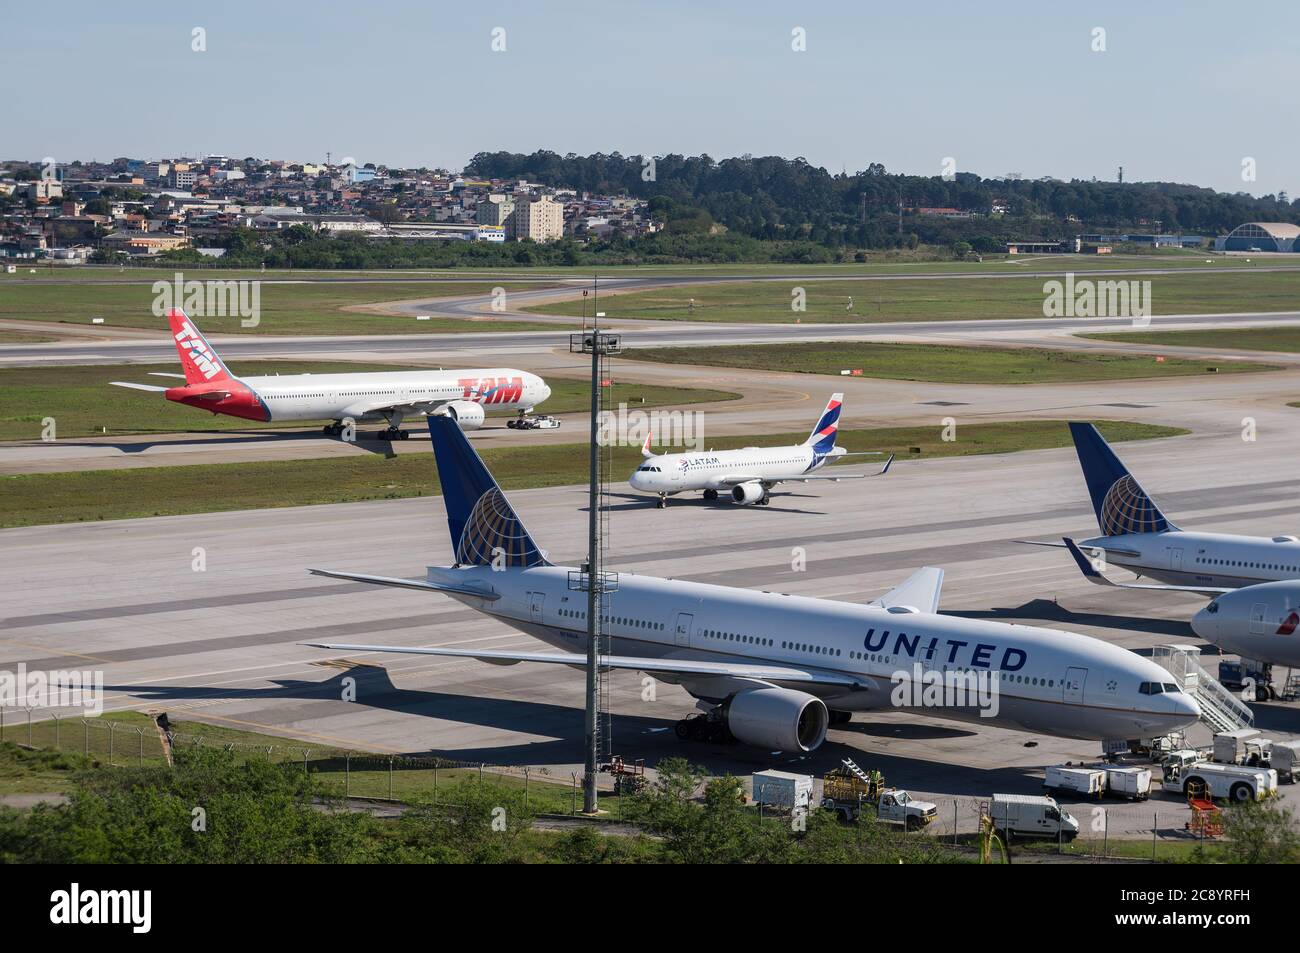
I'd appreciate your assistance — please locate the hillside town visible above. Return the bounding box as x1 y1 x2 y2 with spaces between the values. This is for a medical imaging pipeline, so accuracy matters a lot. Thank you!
0 155 664 262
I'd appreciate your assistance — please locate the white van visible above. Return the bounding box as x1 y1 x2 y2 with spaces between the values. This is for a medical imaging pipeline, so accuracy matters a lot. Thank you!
988 794 1080 841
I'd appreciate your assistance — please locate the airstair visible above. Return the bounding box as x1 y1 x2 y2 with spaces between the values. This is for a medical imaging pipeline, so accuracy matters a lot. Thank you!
1150 644 1254 734
841 758 872 782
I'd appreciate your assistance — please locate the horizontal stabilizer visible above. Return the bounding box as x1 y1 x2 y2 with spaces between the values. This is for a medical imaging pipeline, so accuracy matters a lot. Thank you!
309 568 501 601
109 381 169 393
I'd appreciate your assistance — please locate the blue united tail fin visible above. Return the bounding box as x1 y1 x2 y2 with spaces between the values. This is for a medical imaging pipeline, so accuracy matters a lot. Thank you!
803 393 844 454
427 415 547 568
1068 422 1175 536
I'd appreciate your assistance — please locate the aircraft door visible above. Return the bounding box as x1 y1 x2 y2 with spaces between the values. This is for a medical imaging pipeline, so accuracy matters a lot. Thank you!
1250 602 1269 635
528 591 545 624
1063 667 1087 705
673 612 694 647
1168 548 1184 572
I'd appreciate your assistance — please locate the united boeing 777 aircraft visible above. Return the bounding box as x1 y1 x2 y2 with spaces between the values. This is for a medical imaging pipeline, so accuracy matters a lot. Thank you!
304 417 1199 753
1046 423 1300 594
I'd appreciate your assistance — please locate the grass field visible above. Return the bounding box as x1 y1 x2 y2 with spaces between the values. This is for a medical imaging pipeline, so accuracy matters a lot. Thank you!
0 281 561 334
622 342 1275 384
5 255 1290 282
0 420 1183 528
0 711 604 812
0 361 739 441
1080 326 1300 353
525 270 1300 323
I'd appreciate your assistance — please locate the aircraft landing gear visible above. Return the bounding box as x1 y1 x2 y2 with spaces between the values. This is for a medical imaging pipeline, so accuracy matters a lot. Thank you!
829 709 853 726
656 494 668 509
323 421 344 437
703 489 718 502
673 711 732 744
378 427 409 441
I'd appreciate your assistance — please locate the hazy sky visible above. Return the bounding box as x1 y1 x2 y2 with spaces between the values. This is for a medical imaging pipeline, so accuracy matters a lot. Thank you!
6 1 1297 197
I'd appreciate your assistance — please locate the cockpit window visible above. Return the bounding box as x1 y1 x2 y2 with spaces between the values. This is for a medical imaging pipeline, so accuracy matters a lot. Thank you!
635 465 661 472
1139 681 1165 695
1162 683 1180 694
1206 601 1219 615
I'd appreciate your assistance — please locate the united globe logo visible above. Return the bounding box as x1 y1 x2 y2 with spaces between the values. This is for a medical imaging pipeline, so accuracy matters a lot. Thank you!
1100 474 1168 535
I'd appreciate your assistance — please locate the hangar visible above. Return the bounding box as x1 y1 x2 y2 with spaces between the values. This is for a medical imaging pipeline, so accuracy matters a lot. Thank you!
1214 221 1300 252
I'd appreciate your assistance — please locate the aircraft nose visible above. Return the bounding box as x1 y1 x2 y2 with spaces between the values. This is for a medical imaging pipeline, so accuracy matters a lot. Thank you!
535 379 551 403
1191 603 1218 641
1171 691 1202 724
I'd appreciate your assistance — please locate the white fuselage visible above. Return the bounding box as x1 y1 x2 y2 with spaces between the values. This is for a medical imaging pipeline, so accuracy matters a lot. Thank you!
1193 581 1300 667
631 444 843 494
1081 530 1300 590
238 369 549 422
426 563 1199 741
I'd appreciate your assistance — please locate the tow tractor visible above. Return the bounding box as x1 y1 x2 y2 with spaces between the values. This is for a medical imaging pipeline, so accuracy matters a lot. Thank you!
508 413 561 430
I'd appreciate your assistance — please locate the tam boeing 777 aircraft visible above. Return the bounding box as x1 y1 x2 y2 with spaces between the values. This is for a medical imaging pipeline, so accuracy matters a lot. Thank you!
629 393 892 507
111 309 550 439
303 416 1199 753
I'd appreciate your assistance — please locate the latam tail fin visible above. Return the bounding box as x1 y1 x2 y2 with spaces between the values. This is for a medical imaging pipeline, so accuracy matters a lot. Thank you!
1068 422 1176 536
167 308 233 385
803 393 844 454
427 415 547 568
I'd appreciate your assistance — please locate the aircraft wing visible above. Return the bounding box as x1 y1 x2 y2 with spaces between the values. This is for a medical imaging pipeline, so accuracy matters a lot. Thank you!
303 641 873 689
1062 538 1229 597
720 454 894 486
868 566 945 614
109 381 170 393
339 397 455 420
309 568 501 601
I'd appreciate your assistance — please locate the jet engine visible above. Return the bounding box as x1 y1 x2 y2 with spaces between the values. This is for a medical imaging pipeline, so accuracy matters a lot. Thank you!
725 687 828 752
731 482 765 505
441 400 485 431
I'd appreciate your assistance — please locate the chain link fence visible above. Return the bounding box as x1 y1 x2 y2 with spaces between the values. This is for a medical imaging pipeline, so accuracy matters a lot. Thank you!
0 709 621 816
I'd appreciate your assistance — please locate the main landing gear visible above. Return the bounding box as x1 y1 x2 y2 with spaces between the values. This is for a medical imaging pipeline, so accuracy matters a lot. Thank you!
323 421 345 437
674 710 733 744
378 427 410 441
703 489 719 502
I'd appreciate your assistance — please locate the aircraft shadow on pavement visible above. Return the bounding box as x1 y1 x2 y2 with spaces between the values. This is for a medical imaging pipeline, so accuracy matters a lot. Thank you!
595 490 827 516
57 430 400 458
105 664 1053 796
945 598 1194 638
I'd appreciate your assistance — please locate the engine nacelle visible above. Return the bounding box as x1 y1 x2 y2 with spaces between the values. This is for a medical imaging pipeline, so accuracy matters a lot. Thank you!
731 482 765 505
725 687 828 753
441 400 485 432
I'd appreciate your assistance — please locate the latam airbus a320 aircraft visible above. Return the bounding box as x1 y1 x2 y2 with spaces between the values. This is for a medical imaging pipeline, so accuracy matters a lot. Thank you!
304 416 1199 753
629 393 892 507
111 309 551 439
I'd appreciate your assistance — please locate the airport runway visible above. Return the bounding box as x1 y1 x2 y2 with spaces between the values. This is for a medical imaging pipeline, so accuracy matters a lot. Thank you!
4 430 1300 834
5 308 1300 370
2 329 1296 474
